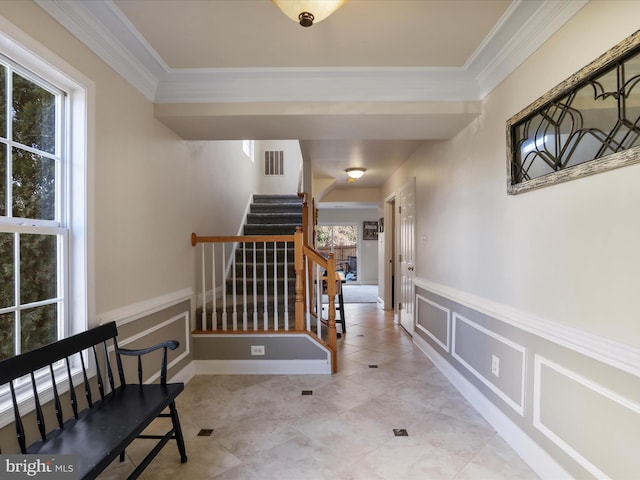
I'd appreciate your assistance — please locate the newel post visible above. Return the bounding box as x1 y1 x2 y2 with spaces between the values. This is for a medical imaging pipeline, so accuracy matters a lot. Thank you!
294 227 305 332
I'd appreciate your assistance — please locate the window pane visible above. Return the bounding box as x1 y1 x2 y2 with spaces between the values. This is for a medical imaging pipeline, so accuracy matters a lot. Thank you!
316 226 332 248
0 145 5 216
0 232 14 309
333 226 357 246
12 147 55 220
0 65 5 136
20 233 56 305
0 312 15 360
12 72 56 154
21 303 56 353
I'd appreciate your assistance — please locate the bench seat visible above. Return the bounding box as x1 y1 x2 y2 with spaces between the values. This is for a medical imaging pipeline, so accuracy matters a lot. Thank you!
27 384 184 479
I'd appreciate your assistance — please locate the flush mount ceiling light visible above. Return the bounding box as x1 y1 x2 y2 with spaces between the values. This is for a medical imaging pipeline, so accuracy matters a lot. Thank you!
273 0 347 27
345 168 366 179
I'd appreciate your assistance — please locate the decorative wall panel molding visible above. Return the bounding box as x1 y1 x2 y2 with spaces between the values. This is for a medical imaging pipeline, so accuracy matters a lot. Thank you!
533 355 640 478
452 312 527 415
416 294 450 352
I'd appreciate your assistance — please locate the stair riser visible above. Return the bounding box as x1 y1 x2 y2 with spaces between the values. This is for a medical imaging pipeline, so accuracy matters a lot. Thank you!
250 204 302 214
244 225 299 235
253 194 303 204
246 214 302 224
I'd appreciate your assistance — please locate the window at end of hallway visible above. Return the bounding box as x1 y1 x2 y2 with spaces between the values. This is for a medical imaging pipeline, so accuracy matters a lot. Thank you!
243 139 254 162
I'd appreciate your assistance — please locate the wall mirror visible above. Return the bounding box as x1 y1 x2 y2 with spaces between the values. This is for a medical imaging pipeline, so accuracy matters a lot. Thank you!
507 30 640 194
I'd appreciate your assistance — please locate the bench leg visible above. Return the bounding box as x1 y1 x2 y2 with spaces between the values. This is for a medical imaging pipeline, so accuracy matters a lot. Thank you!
169 401 188 463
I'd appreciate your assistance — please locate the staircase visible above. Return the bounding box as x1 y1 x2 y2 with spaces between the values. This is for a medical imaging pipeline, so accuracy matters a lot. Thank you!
244 194 303 235
206 194 303 330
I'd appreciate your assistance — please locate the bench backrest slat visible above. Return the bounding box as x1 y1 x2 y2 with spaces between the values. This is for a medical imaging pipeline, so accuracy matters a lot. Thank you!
9 381 26 453
49 364 64 429
113 337 127 387
79 350 93 408
105 340 116 393
92 345 105 400
65 356 79 419
30 372 47 441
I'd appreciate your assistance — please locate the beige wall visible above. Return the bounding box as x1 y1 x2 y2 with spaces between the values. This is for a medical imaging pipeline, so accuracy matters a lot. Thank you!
255 139 302 195
381 2 640 477
382 1 640 347
0 2 258 321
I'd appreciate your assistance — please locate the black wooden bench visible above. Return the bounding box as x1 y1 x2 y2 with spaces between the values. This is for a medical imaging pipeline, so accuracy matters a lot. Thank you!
0 321 188 479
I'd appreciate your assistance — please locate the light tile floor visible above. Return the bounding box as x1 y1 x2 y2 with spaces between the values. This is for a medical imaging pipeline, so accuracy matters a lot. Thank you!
101 304 539 480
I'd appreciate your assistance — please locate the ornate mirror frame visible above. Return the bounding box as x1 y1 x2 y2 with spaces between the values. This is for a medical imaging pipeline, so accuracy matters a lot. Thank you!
506 30 640 195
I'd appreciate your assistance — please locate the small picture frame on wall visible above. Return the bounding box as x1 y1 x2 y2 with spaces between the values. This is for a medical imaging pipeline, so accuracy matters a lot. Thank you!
363 221 378 240
379 217 384 233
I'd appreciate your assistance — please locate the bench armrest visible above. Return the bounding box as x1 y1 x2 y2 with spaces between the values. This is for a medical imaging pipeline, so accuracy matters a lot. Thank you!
117 340 180 385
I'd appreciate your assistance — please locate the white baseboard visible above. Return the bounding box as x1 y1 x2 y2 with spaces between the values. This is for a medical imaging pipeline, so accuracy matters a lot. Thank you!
169 361 196 385
413 334 572 480
194 359 331 375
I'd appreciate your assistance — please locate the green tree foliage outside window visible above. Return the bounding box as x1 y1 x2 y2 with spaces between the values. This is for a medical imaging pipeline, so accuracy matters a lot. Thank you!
0 65 60 360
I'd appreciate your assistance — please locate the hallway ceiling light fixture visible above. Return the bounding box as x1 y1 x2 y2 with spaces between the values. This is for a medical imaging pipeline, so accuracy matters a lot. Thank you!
273 0 347 27
345 167 366 181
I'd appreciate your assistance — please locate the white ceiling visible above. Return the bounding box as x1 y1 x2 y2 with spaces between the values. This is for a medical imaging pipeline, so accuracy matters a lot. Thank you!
36 0 587 189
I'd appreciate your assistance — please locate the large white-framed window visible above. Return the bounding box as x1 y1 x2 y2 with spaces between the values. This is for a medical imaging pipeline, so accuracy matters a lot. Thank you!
0 22 90 427
0 58 67 359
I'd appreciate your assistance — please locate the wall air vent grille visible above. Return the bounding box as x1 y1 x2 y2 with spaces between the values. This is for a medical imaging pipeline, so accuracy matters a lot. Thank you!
264 150 284 176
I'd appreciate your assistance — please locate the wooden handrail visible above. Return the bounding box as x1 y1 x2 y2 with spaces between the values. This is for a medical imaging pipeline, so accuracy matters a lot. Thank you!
191 232 295 246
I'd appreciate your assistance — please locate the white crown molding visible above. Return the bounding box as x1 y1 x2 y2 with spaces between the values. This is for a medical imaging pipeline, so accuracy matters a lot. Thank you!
34 0 587 104
34 0 161 101
469 0 589 97
415 277 640 378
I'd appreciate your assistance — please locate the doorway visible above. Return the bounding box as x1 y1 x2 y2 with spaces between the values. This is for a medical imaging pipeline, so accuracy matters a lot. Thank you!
383 194 396 313
398 177 416 335
315 224 358 282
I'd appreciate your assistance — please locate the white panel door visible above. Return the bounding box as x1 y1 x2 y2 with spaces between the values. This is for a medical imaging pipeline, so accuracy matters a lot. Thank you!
398 177 416 335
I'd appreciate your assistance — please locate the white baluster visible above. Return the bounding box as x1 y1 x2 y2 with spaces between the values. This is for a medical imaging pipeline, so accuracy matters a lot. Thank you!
305 256 311 331
221 243 227 330
315 263 322 338
253 242 258 330
232 241 238 331
212 243 217 331
242 241 248 331
284 241 289 330
263 242 268 330
201 244 206 330
273 241 278 331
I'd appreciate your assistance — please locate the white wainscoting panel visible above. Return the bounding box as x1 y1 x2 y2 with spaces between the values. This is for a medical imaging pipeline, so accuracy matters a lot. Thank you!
533 355 640 479
416 294 451 352
452 312 526 415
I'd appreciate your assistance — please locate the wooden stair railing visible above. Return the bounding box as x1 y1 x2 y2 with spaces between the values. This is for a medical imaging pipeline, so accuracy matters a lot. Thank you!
191 227 338 372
